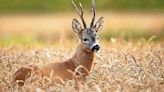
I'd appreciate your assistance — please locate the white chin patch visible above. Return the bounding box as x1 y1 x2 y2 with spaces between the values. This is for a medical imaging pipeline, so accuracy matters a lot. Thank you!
93 49 99 52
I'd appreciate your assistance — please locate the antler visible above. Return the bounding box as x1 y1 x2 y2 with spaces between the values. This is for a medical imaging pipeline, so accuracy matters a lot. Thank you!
90 0 96 27
71 0 87 28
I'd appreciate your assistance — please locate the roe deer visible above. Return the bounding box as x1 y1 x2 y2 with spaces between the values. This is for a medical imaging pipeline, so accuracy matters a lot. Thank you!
13 0 104 86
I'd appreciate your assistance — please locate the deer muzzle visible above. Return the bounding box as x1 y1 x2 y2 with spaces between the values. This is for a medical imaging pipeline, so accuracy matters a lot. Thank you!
92 45 100 52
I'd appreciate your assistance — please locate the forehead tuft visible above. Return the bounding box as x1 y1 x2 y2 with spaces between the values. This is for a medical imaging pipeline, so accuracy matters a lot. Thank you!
82 28 97 37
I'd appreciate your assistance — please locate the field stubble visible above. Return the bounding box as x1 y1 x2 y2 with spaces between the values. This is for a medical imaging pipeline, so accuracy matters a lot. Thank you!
0 39 163 92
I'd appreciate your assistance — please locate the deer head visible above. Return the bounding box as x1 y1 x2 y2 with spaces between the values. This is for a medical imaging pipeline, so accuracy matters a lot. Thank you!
71 0 104 52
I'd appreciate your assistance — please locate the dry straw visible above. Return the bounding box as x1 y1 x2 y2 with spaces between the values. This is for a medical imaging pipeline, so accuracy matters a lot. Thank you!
0 40 163 92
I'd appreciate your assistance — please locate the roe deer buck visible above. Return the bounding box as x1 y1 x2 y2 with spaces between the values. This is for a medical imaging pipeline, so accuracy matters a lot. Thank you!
13 0 104 86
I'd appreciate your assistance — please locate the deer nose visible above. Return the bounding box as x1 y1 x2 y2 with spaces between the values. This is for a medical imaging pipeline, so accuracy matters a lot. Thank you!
92 45 100 51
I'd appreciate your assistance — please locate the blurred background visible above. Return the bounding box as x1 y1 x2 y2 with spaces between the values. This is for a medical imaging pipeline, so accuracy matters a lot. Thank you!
0 0 163 47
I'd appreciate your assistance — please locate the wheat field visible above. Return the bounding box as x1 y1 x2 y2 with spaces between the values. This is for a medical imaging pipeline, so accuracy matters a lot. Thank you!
0 12 164 92
0 38 163 92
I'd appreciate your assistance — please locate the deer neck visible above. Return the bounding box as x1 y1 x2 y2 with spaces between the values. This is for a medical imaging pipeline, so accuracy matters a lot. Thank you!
70 43 94 72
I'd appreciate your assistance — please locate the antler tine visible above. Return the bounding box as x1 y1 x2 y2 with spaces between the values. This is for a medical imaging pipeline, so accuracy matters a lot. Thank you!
90 0 96 27
79 2 87 28
71 0 87 28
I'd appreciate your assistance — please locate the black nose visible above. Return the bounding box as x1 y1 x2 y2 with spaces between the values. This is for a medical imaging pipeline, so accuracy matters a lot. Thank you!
92 45 100 51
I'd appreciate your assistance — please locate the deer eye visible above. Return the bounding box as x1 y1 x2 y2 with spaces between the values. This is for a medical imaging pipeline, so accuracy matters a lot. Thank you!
83 38 89 42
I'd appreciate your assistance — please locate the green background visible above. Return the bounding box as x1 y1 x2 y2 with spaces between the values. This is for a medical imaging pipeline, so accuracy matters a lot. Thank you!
0 0 164 13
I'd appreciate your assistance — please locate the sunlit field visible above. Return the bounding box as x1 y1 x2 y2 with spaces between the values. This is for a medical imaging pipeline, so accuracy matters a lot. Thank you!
0 13 164 91
0 37 163 91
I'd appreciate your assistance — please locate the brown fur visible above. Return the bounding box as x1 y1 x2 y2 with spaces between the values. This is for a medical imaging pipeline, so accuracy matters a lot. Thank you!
13 0 103 86
12 43 95 86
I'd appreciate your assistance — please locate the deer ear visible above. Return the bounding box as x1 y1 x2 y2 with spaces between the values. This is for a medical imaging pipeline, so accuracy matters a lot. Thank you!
72 18 82 33
94 17 104 32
